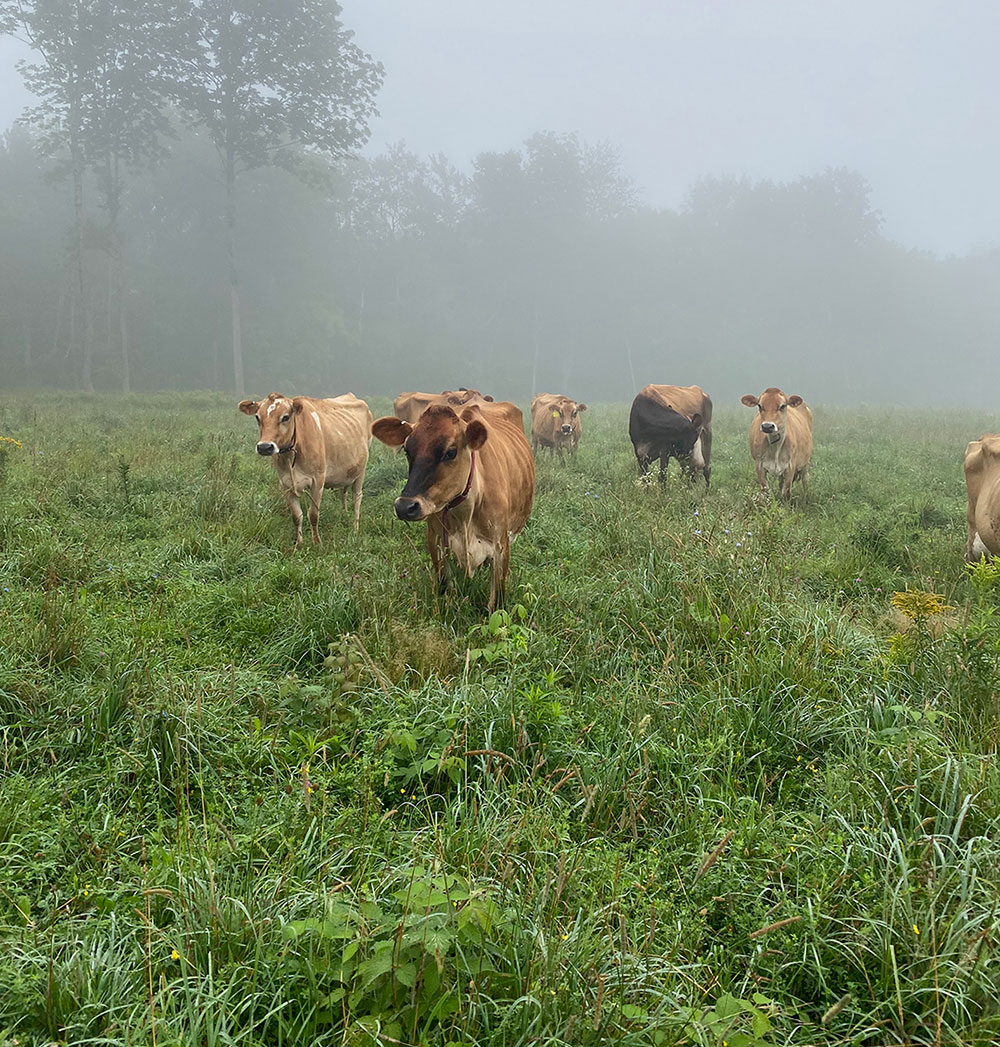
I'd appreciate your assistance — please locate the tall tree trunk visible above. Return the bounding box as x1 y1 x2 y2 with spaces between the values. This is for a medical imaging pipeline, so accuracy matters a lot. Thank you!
22 314 33 379
225 159 244 396
73 157 93 392
118 244 130 394
105 156 130 393
531 300 540 396
53 282 66 361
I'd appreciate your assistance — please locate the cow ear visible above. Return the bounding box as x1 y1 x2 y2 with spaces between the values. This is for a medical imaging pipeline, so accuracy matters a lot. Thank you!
787 395 803 407
291 398 306 415
484 395 494 402
576 403 588 412
690 412 702 429
464 419 488 450
238 399 259 415
740 394 759 407
372 416 412 447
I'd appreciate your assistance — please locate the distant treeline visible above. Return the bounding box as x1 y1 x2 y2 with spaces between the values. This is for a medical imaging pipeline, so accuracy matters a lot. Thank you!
0 6 997 405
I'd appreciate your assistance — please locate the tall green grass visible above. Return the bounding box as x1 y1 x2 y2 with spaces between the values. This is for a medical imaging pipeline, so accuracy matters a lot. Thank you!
1 393 999 1045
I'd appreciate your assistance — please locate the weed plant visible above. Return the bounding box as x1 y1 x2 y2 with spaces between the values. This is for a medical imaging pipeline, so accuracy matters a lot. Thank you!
0 394 999 1045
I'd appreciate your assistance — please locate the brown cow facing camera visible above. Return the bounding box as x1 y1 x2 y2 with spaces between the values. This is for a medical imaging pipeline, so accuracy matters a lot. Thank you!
372 401 534 610
530 394 587 460
740 387 813 499
238 392 372 545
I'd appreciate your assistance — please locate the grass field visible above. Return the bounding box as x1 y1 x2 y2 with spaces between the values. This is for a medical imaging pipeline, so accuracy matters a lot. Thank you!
1 393 999 1047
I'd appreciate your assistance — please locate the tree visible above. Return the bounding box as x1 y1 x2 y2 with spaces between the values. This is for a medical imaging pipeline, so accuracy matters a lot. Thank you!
2 0 182 390
3 0 95 387
175 0 383 395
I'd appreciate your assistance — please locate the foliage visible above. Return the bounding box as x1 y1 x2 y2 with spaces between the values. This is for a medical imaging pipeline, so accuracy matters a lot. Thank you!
0 396 999 1046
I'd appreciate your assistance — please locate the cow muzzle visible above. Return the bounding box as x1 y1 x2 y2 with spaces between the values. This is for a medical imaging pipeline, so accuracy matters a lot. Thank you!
256 441 277 456
560 424 573 435
394 496 426 521
760 422 777 434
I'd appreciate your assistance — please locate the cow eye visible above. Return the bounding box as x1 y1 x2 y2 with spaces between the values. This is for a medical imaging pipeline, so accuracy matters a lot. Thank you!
443 447 457 461
779 403 787 411
758 404 763 412
280 414 290 423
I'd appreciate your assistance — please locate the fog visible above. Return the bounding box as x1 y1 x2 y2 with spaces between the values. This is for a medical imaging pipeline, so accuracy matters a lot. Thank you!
1 0 998 406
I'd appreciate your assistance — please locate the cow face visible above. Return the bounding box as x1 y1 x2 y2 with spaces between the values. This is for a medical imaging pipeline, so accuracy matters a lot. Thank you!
372 405 487 521
741 388 803 444
550 399 587 438
239 393 301 456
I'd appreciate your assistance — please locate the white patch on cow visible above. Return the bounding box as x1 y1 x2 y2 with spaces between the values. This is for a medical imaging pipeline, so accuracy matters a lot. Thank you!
449 531 494 573
266 400 280 416
759 433 791 476
310 410 322 430
972 533 989 559
691 436 705 470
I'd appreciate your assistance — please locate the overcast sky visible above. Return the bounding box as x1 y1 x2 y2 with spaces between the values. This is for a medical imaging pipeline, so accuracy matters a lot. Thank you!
3 0 998 257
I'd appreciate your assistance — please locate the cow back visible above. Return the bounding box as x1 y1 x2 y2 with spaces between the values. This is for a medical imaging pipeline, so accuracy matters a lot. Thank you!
468 402 534 537
639 384 712 427
299 394 372 481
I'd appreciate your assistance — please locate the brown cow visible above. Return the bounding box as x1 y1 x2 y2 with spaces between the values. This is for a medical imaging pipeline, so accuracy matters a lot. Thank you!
371 401 534 610
630 384 713 485
238 392 372 545
530 394 587 459
393 388 494 425
740 387 813 499
964 434 1000 560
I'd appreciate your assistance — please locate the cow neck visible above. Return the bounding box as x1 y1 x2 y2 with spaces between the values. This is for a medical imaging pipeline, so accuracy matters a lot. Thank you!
276 422 297 467
440 451 476 550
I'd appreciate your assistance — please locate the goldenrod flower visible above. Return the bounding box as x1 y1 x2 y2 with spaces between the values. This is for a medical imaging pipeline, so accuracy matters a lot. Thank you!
891 589 951 622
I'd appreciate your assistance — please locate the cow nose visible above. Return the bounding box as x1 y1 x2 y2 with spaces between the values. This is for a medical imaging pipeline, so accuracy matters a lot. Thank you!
256 442 275 455
560 424 573 434
394 497 422 521
760 422 776 434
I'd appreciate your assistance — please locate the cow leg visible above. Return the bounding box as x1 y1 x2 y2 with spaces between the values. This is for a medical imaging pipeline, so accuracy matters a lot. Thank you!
351 476 363 531
755 463 768 494
658 456 667 485
308 483 323 544
699 429 712 488
489 537 510 612
340 486 347 511
284 489 304 547
427 522 448 594
780 472 793 500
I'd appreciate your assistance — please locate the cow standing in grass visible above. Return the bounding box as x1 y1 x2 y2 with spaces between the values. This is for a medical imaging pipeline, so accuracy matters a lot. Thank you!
964 434 1000 560
530 394 587 461
239 392 372 545
372 402 534 611
629 384 712 485
741 387 812 499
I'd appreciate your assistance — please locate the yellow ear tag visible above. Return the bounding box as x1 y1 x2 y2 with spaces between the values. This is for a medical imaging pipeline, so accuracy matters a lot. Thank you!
552 410 560 418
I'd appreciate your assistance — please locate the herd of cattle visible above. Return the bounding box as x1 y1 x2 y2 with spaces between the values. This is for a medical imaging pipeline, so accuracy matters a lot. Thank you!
238 385 1000 609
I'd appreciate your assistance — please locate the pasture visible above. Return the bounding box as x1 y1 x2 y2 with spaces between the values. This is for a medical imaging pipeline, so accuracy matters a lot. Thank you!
1 393 999 1047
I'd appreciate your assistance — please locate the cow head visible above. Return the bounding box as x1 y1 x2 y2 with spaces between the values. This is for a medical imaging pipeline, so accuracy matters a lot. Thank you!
741 388 803 444
239 393 301 456
372 405 487 521
549 398 587 438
